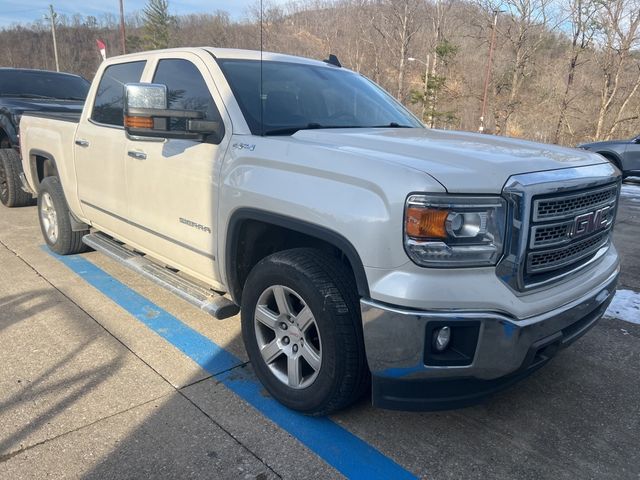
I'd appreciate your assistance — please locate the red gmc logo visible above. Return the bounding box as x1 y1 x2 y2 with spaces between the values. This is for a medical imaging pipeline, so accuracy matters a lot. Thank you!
570 206 612 238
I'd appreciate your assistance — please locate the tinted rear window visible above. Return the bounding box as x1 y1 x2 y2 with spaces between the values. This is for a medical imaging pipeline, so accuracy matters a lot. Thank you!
0 70 89 100
92 61 146 126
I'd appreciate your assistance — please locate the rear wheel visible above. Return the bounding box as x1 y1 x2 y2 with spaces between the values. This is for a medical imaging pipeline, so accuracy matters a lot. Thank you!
241 248 369 415
0 148 35 207
38 176 88 255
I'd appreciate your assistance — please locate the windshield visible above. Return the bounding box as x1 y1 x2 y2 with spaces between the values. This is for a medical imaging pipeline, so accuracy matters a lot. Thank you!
0 70 90 100
216 59 422 135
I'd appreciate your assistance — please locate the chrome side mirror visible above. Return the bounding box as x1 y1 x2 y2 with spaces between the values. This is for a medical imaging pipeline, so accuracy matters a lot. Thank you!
124 83 223 141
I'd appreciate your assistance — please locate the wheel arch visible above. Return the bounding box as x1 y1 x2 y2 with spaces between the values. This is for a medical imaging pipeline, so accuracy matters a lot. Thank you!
28 148 59 192
0 114 18 148
225 208 370 305
0 126 12 149
595 150 623 171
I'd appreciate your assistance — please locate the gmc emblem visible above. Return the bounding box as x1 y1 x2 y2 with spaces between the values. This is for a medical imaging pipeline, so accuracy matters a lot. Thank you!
570 206 611 239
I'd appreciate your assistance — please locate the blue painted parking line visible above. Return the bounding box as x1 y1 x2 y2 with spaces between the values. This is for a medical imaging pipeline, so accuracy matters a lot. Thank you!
49 250 417 480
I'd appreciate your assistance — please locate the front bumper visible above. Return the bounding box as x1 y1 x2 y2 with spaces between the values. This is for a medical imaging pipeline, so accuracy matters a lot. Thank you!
361 267 619 411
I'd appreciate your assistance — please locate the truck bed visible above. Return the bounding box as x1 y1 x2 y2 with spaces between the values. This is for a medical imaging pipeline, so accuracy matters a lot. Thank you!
19 110 81 199
22 111 81 123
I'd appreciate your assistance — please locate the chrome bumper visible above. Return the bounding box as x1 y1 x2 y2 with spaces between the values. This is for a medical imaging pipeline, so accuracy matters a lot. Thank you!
361 267 619 383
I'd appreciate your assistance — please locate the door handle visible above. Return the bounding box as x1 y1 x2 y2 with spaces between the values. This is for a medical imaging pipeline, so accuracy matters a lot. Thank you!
75 139 90 147
127 150 147 160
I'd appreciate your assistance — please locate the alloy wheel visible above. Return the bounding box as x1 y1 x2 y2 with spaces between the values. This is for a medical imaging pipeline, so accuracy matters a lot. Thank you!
253 285 322 389
40 192 59 243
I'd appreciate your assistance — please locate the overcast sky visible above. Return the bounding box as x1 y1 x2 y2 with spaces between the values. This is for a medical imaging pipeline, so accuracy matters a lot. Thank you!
0 0 276 27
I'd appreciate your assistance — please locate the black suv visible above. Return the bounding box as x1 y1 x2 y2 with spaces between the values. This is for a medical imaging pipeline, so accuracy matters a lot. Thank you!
579 135 640 178
0 68 89 207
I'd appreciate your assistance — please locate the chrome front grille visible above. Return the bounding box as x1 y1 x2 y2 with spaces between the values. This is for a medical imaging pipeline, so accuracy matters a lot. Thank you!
527 231 609 274
531 221 574 248
496 163 621 293
532 184 618 222
526 183 618 281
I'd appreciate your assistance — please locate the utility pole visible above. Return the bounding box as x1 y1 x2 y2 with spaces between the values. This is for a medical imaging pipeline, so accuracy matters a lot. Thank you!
45 4 60 72
479 10 499 133
119 0 127 54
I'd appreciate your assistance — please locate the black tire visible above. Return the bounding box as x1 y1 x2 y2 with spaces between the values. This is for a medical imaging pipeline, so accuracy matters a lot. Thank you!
38 176 88 255
0 148 36 207
241 248 369 415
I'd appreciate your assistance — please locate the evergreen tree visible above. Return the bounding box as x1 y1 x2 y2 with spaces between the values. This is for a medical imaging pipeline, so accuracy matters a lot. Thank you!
143 0 173 49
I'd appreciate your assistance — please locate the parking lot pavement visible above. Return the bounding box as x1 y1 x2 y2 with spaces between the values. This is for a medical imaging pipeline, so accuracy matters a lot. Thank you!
0 230 283 479
0 182 639 480
614 179 640 290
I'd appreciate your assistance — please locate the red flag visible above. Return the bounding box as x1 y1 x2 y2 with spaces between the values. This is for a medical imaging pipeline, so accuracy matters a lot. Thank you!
96 39 107 61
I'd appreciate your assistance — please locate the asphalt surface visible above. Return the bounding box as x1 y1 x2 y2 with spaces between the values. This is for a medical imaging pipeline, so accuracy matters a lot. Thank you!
0 180 638 480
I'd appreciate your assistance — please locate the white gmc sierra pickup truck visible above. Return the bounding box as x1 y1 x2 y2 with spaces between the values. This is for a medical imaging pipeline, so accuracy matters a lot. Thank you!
19 48 621 414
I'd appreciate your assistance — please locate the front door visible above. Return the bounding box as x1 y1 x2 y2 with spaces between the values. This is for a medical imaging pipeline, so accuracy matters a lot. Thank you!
124 54 230 285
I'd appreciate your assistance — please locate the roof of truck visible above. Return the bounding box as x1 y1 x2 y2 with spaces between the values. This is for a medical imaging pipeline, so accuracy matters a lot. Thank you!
106 47 332 68
205 48 329 66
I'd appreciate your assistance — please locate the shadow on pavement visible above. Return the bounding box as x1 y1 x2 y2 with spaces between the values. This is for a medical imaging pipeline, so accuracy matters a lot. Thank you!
0 290 62 334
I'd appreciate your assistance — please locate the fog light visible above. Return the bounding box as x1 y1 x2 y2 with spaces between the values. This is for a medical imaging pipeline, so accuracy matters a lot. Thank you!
433 326 451 352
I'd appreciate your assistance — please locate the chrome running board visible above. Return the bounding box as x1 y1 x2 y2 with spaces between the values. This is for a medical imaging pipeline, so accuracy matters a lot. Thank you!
82 232 239 320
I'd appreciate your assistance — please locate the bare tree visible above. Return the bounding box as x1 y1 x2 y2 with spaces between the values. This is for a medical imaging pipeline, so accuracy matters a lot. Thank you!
552 0 600 144
483 0 556 135
607 64 640 139
372 0 424 100
593 0 640 139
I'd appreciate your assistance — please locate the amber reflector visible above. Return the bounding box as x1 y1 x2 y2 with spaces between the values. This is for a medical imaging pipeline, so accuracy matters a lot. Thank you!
405 207 448 239
124 115 154 129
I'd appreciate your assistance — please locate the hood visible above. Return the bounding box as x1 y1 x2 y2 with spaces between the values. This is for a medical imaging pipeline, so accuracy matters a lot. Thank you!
293 128 608 193
579 139 630 149
1 97 84 117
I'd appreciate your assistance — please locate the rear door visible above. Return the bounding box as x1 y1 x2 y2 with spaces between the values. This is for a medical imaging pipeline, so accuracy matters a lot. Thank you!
75 60 146 232
123 54 231 285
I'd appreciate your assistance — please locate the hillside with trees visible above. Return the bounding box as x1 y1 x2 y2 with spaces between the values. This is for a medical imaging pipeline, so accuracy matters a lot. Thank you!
1 0 639 146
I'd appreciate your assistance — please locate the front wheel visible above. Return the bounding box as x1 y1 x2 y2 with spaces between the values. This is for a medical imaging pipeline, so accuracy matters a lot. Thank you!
241 248 369 415
38 176 88 255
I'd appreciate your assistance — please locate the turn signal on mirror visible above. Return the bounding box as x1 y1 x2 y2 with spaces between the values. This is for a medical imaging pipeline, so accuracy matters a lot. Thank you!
124 115 154 129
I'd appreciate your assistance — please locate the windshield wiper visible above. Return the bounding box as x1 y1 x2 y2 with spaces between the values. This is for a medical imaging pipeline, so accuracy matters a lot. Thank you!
264 122 415 136
263 123 326 136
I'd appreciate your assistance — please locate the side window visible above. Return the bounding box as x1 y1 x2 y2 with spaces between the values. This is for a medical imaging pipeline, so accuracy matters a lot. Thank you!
92 61 146 126
152 59 225 143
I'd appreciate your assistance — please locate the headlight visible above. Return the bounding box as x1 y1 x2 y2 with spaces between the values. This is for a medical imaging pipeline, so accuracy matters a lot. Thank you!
404 194 506 267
